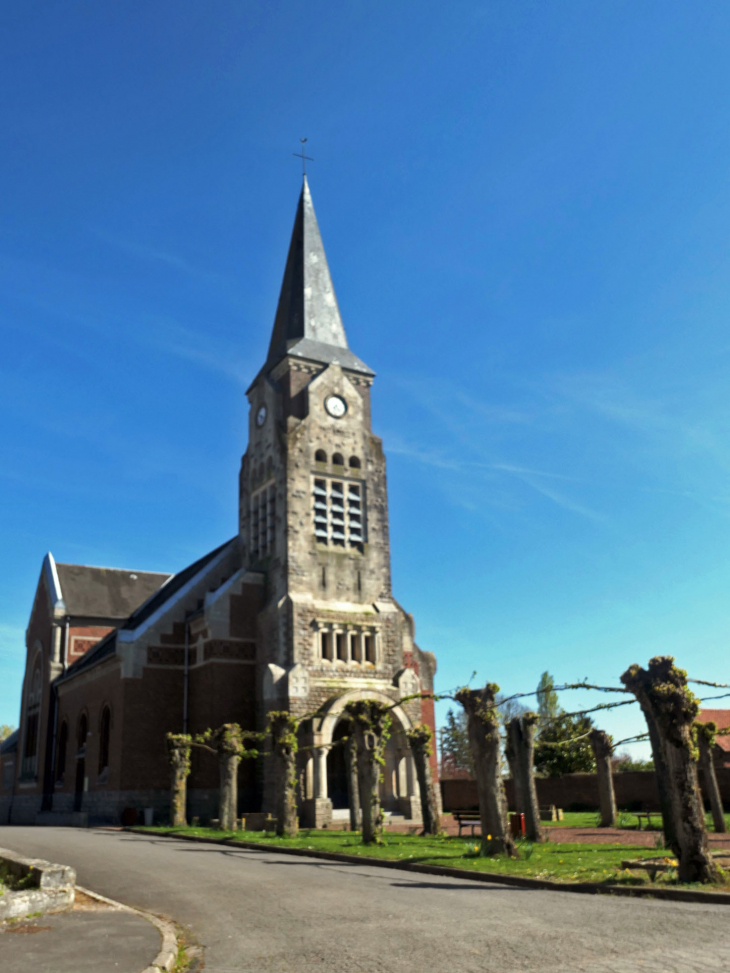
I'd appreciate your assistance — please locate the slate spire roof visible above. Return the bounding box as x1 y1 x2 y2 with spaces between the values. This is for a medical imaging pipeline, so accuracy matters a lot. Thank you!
263 177 373 377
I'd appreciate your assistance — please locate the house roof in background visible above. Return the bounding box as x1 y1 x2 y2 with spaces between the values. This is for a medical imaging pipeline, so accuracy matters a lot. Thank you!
55 563 171 619
1 729 19 754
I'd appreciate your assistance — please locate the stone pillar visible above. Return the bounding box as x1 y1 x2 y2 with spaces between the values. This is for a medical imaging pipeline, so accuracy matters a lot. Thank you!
299 744 333 829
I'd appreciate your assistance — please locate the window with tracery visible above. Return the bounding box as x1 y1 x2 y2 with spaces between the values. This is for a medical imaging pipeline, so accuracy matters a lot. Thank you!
251 483 276 558
313 478 365 548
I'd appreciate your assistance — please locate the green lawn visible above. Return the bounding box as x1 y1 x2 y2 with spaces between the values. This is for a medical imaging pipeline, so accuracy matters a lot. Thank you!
539 810 730 832
138 825 694 886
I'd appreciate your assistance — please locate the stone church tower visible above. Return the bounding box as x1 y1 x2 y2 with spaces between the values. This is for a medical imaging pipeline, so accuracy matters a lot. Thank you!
1 177 436 829
242 177 436 825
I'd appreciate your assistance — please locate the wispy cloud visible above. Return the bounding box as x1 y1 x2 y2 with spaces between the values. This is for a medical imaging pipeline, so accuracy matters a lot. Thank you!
387 373 606 524
90 228 219 282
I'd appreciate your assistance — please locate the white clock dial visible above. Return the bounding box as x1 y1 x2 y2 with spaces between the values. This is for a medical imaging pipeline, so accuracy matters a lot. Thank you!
325 394 347 418
256 405 267 427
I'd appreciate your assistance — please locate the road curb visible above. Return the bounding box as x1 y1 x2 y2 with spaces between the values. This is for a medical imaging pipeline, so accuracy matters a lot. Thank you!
125 827 730 906
76 884 178 972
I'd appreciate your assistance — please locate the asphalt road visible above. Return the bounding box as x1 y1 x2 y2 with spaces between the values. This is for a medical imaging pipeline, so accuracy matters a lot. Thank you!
1 826 729 973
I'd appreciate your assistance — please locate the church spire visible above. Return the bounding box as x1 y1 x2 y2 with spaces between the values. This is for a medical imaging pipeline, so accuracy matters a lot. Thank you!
264 177 373 376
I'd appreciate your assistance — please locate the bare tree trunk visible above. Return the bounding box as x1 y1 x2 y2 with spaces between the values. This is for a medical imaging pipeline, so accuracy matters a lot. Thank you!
504 732 524 814
589 729 617 828
269 711 299 837
219 752 240 831
644 709 678 854
508 714 544 842
696 722 727 834
456 685 517 858
622 658 720 884
166 734 191 827
345 700 391 845
407 724 440 836
344 731 362 832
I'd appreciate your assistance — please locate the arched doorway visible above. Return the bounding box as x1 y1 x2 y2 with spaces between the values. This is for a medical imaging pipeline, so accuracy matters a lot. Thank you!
326 720 350 809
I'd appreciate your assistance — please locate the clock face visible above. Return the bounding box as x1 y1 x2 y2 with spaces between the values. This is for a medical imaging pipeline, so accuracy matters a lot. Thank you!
325 394 347 418
256 405 267 427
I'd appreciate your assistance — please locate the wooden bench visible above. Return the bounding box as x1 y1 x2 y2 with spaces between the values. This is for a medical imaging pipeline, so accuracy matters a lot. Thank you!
452 810 481 836
634 811 661 830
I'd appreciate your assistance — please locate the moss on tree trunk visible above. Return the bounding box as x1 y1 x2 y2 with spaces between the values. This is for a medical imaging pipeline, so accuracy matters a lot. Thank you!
344 730 362 832
589 729 617 828
346 700 391 845
456 684 517 858
507 714 544 842
166 734 191 827
695 721 727 835
621 657 720 884
407 724 440 836
269 711 299 838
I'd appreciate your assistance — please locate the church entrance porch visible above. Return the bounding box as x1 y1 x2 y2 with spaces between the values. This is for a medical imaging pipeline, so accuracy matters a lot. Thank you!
297 690 422 829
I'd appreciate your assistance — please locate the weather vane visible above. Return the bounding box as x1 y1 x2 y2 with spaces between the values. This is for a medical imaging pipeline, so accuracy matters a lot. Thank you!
293 137 314 176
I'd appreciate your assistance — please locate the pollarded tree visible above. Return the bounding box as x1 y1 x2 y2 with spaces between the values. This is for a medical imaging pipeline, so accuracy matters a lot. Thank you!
343 722 362 832
507 713 544 843
345 699 392 845
268 711 299 838
196 724 250 832
621 657 720 884
406 723 440 836
589 729 617 828
694 721 727 835
455 683 517 858
166 733 192 827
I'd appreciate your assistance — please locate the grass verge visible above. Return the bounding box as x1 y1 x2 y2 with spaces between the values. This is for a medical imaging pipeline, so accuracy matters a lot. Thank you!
135 825 723 888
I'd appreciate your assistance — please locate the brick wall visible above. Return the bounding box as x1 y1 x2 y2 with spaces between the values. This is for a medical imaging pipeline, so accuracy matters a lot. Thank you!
441 768 730 812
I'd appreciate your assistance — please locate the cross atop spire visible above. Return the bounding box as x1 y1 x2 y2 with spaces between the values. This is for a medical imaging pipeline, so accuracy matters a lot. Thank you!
264 177 373 376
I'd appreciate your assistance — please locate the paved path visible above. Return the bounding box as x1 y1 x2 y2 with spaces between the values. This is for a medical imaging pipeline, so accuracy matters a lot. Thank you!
0 901 160 973
1 826 729 973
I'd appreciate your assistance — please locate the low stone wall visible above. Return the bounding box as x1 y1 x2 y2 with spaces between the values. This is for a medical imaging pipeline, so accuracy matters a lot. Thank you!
0 848 76 920
441 768 730 813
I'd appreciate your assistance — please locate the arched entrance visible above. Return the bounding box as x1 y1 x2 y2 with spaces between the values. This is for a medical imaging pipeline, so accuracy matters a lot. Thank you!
299 689 421 827
326 720 350 809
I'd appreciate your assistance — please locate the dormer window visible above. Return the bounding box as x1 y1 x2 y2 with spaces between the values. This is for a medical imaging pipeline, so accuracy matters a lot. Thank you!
313 477 365 549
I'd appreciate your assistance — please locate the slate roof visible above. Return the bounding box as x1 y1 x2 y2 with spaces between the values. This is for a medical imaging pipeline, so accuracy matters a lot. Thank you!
59 538 236 682
257 177 373 384
55 563 171 620
697 709 730 753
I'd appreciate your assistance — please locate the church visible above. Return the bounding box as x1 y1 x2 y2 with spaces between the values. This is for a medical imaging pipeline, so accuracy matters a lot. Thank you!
0 178 438 828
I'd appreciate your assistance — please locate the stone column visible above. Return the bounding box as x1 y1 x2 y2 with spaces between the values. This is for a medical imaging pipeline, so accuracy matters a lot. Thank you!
298 743 333 829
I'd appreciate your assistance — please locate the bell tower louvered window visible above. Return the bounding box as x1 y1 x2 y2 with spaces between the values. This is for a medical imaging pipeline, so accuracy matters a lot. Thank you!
251 483 276 558
312 478 366 548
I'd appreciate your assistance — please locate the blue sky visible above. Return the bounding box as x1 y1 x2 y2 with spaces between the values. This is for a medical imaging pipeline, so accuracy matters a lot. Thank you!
2 1 730 754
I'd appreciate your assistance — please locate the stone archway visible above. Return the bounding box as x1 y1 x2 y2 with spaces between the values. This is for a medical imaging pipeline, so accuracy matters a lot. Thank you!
298 688 421 828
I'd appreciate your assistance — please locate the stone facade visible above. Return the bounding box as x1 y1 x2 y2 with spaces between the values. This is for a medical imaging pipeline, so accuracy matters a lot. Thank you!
0 177 437 828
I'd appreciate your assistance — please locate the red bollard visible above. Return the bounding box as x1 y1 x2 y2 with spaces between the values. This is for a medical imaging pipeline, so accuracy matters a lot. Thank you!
509 812 525 837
